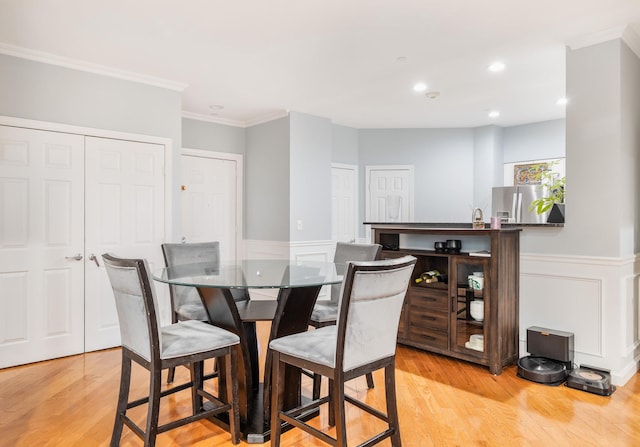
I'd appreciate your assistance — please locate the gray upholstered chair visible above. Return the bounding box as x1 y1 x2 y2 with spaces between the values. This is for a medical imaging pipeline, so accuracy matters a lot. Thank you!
162 241 249 383
103 253 240 446
270 255 416 447
308 242 382 396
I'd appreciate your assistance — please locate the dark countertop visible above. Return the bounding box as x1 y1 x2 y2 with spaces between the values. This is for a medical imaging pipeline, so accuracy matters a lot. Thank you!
363 222 564 228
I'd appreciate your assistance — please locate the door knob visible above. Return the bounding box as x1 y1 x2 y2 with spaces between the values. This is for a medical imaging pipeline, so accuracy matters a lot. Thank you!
65 253 83 261
89 253 100 267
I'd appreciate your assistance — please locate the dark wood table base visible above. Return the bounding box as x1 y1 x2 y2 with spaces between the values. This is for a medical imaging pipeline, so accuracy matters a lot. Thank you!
198 284 322 443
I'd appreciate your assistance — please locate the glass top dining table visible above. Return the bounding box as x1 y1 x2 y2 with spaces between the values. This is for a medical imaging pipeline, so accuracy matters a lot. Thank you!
153 259 343 443
155 259 343 289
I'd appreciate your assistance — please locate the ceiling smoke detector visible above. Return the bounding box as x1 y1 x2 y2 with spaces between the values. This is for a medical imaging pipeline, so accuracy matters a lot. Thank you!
425 91 440 99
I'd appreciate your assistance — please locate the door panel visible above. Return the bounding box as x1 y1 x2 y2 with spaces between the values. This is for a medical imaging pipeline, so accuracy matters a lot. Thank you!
0 125 85 368
84 136 166 352
366 166 414 222
331 164 357 242
181 153 237 261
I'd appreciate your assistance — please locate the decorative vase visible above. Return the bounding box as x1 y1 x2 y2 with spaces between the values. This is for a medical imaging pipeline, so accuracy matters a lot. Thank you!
547 203 565 223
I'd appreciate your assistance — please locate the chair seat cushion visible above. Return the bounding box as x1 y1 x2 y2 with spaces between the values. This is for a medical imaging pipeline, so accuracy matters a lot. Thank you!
269 326 337 368
176 303 208 321
161 320 239 359
310 302 338 324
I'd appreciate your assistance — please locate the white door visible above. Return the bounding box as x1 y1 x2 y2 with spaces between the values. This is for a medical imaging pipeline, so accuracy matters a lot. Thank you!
180 150 241 261
366 166 414 222
0 126 85 368
84 137 166 352
331 164 358 243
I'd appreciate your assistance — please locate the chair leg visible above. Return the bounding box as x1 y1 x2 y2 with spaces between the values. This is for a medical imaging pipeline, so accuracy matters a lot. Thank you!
111 354 132 447
144 367 162 447
167 366 176 384
225 347 240 445
191 361 204 415
366 372 375 389
270 351 284 447
328 378 335 427
385 363 402 447
312 373 322 400
332 376 347 447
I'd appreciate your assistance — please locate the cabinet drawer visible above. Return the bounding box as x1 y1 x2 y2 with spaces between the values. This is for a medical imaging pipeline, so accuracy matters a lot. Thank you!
410 289 448 311
409 307 448 330
408 325 448 350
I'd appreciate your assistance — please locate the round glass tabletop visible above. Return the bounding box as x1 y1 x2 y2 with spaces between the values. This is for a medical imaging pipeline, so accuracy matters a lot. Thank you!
154 259 343 289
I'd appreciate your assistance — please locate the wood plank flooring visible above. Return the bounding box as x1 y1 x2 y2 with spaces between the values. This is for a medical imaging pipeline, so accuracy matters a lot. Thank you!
1 322 640 446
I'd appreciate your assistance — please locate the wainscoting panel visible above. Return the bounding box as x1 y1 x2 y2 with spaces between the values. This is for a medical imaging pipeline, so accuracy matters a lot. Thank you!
520 253 639 385
520 273 602 356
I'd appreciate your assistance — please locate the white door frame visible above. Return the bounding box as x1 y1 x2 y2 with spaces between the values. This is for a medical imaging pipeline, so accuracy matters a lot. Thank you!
365 165 415 240
181 148 244 258
331 163 358 243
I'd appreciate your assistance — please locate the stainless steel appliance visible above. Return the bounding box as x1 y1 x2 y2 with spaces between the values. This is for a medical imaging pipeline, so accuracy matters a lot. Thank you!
491 185 548 224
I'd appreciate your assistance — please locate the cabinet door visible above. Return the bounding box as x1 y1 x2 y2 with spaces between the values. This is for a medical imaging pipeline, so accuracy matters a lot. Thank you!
450 256 490 358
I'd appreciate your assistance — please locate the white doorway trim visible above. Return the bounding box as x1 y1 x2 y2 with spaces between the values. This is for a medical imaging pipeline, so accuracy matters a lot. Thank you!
181 148 244 258
365 165 415 219
331 163 358 243
365 165 415 241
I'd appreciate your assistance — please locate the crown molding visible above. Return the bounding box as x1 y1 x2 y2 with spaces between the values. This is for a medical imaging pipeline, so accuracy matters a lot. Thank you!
244 110 289 127
181 111 246 127
622 25 640 59
182 110 289 128
0 42 188 91
566 25 627 50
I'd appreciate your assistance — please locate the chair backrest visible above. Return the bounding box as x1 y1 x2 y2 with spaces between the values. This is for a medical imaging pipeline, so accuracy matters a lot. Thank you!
330 242 382 303
162 242 221 313
335 255 416 372
102 253 161 362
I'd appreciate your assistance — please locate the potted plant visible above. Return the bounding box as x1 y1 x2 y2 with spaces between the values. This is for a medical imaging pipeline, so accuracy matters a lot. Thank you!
527 162 565 223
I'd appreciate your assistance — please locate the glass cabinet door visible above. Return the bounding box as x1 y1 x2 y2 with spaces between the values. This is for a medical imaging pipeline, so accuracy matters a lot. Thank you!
450 256 490 357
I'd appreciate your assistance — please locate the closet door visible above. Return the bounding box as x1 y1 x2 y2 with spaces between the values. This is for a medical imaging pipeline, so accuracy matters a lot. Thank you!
84 136 166 352
0 126 85 368
180 151 239 261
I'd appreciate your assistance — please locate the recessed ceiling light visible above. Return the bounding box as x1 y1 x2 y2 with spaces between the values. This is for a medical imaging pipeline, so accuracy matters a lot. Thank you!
413 82 428 93
425 91 440 99
488 110 500 118
556 97 568 106
208 104 224 111
396 56 408 62
488 62 505 72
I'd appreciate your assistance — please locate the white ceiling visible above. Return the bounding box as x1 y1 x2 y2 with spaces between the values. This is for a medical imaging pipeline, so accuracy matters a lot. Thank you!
1 0 640 128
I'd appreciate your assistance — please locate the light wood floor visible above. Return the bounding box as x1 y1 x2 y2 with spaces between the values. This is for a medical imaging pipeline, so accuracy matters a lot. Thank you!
2 322 640 447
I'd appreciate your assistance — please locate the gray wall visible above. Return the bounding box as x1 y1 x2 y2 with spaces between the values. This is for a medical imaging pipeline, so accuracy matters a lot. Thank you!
473 125 503 214
520 39 639 258
0 53 183 238
181 117 245 154
245 116 290 241
332 124 359 164
289 112 332 241
621 41 640 255
358 128 475 223
503 119 566 163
